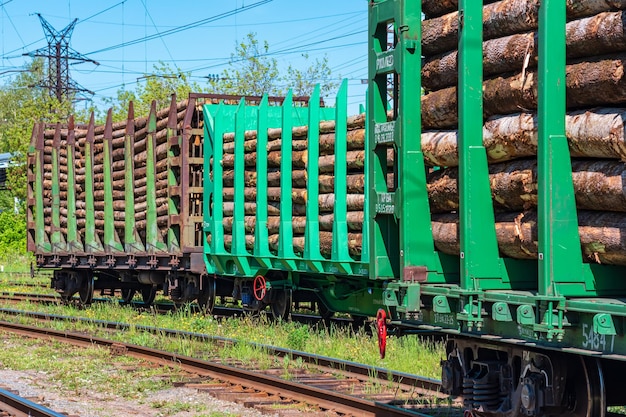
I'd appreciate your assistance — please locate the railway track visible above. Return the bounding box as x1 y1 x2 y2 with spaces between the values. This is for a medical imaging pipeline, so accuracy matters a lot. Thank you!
0 387 69 417
0 309 458 416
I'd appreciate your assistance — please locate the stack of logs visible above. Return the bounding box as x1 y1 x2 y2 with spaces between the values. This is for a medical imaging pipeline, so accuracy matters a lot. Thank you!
422 0 626 265
218 114 385 257
218 0 626 266
40 99 199 247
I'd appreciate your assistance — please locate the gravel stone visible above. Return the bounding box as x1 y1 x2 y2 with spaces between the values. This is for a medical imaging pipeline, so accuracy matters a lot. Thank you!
0 369 277 417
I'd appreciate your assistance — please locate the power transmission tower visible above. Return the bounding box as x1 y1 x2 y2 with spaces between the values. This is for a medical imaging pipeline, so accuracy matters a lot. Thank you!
23 14 99 103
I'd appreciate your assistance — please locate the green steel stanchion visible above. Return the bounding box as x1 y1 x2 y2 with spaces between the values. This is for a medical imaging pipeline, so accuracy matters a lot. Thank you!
304 86 323 272
50 124 66 252
278 92 296 269
103 110 124 252
84 114 103 253
231 99 251 275
65 117 83 252
124 102 145 252
166 95 181 252
254 96 272 267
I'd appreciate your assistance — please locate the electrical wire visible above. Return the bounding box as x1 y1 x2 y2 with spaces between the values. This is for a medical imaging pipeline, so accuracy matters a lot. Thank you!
85 0 273 56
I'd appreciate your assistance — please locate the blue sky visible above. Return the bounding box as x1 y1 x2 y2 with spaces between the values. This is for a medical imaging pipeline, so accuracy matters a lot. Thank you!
0 0 368 113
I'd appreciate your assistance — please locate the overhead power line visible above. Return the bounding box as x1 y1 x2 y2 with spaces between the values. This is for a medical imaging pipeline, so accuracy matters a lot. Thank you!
85 0 273 56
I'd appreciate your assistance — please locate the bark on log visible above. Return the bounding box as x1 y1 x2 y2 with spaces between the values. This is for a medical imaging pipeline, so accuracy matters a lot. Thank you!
422 0 626 20
422 0 626 57
222 129 365 154
432 211 626 265
221 169 388 194
422 55 626 129
220 232 363 257
422 108 626 166
221 113 366 143
427 159 626 212
423 11 626 90
222 212 364 234
221 189 365 209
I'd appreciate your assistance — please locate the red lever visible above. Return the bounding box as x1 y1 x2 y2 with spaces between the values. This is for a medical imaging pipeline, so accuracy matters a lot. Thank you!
376 309 388 359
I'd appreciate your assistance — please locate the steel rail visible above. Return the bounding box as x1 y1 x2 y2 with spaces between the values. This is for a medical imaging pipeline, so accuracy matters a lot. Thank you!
0 387 67 417
0 307 443 394
0 320 426 417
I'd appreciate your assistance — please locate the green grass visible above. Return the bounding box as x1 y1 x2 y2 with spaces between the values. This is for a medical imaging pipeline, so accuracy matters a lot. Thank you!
0 333 188 399
0 275 445 378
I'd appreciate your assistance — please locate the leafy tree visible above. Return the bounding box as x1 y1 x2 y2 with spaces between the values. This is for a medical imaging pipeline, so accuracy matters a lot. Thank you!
285 53 337 98
211 32 281 97
0 210 26 254
106 62 204 122
0 59 72 201
210 32 339 99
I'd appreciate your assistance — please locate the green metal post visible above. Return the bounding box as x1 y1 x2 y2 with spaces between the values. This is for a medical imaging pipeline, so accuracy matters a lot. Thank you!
304 86 323 270
232 99 252 275
254 96 272 263
33 124 51 252
458 0 507 288
166 95 181 252
537 0 589 295
332 80 351 270
103 110 124 252
124 102 145 252
145 102 167 253
50 124 65 251
84 114 103 252
369 0 446 281
65 117 83 252
207 103 226 256
278 92 296 263
361 92 370 264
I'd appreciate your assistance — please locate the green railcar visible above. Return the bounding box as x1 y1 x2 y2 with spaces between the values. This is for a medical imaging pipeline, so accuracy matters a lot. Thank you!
369 0 626 416
202 85 383 320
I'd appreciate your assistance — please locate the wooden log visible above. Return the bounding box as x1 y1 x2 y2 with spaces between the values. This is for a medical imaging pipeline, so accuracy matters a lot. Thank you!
219 232 364 257
221 169 386 194
432 211 626 265
221 189 365 210
220 149 381 172
221 113 366 143
423 11 626 90
222 129 366 154
222 212 364 234
422 108 626 166
422 0 626 57
427 159 626 212
422 0 626 19
422 55 626 129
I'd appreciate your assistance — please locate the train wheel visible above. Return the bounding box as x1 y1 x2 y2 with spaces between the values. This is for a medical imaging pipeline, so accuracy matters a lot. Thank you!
270 289 292 321
121 288 136 304
78 275 94 305
564 356 605 417
140 285 157 306
197 275 216 315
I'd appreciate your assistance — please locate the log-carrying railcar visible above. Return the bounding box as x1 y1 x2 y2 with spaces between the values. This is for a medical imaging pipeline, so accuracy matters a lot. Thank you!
367 0 626 416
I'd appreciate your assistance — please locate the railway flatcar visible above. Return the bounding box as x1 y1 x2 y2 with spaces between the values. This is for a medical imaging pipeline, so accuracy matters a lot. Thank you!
27 95 213 306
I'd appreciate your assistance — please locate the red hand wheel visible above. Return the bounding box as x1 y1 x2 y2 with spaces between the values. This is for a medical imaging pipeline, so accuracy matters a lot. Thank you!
253 275 267 301
376 308 388 359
